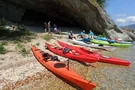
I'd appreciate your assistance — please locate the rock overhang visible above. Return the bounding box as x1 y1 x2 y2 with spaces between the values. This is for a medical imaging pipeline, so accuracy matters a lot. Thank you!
0 0 133 41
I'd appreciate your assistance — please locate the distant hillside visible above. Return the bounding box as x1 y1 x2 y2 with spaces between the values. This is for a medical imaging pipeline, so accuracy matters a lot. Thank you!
121 24 135 31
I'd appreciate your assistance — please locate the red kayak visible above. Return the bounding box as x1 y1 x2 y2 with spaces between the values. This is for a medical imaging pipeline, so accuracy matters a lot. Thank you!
45 42 98 63
58 41 131 66
31 45 96 90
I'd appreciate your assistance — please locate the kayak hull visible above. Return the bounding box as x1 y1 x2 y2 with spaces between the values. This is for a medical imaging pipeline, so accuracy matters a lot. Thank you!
94 36 115 43
94 36 132 44
58 41 131 66
45 42 98 63
91 39 132 47
68 39 115 51
31 45 96 90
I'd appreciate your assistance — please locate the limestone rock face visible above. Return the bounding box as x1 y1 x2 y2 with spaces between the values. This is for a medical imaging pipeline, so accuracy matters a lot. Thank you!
125 31 135 41
123 29 135 41
0 0 132 41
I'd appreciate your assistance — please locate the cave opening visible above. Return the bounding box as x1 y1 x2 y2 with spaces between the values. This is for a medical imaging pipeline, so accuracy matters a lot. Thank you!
21 9 77 27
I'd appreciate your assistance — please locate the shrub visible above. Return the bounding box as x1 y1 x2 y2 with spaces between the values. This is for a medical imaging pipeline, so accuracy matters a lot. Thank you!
0 26 10 37
0 44 7 54
13 38 24 44
96 0 106 7
98 32 107 37
18 24 28 31
0 18 7 26
36 42 40 46
27 39 31 42
1 41 8 45
17 43 23 49
43 34 53 41
17 24 36 36
16 43 30 57
21 47 29 57
0 24 36 43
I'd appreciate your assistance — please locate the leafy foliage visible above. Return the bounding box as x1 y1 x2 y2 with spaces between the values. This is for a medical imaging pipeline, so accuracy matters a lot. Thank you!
0 18 7 26
98 32 107 37
36 42 40 46
0 23 36 43
43 34 53 41
96 0 106 7
0 25 35 37
0 44 7 54
16 43 30 57
1 41 8 45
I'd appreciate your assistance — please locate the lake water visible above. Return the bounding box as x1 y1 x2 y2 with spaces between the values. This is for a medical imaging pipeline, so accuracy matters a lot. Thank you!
90 42 135 90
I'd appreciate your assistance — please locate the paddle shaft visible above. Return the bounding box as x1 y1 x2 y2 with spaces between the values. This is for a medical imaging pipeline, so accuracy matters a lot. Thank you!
67 59 70 70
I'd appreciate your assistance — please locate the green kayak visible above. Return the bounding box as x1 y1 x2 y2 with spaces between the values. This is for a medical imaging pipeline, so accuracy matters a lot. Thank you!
91 39 132 47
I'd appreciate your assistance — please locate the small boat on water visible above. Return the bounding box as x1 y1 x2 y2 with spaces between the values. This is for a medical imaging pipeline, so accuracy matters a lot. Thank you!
94 36 132 44
94 36 115 43
31 45 96 90
68 39 115 51
45 42 98 63
91 39 132 47
58 41 131 66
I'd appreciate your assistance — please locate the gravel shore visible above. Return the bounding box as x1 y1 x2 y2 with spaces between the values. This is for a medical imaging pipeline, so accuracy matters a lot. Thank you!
1 25 98 90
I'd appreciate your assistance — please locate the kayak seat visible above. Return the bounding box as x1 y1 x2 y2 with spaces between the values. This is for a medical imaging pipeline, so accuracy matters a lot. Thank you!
63 48 72 54
51 56 60 61
41 51 51 60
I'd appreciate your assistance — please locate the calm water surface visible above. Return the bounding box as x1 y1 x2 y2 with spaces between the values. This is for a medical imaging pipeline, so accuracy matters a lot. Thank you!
90 42 135 90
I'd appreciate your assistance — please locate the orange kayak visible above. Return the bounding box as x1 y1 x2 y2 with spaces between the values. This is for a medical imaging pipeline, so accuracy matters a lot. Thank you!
31 45 96 90
45 42 98 63
58 41 131 66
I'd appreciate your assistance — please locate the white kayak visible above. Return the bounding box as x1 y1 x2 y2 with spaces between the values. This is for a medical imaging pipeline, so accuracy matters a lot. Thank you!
68 39 116 51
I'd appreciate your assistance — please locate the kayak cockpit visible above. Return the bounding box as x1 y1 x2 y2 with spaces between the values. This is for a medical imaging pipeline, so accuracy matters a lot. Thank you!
54 63 66 68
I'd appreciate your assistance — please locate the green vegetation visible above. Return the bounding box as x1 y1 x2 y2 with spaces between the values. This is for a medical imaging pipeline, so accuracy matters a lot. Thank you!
16 43 30 57
36 42 40 46
0 25 35 38
27 39 32 42
1 41 8 45
96 0 106 7
16 43 24 49
43 34 53 41
13 38 24 44
0 44 7 54
0 18 7 27
98 32 107 37
0 19 36 43
91 0 107 8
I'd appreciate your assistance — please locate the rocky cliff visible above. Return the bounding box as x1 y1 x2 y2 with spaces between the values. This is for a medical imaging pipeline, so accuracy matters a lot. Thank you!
0 0 133 41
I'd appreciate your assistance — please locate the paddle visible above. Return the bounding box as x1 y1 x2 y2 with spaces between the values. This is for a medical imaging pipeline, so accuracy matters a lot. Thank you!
67 58 70 70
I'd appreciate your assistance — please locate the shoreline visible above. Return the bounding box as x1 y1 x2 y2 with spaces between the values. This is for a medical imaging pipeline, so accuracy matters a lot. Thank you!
1 22 133 90
0 24 100 90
